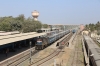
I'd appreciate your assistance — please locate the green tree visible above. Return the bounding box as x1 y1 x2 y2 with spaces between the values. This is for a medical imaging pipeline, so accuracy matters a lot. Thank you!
0 14 47 33
0 21 11 31
15 14 25 22
9 20 23 31
85 21 100 35
42 24 48 28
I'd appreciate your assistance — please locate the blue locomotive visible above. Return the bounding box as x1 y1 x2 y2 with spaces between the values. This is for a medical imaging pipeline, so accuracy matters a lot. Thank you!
72 29 76 34
35 28 70 50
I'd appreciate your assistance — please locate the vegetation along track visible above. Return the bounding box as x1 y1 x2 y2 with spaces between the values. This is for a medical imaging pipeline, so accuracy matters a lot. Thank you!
29 33 73 66
70 34 84 66
71 35 79 66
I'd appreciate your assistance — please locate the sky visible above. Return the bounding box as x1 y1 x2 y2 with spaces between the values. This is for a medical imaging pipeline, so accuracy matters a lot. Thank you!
0 0 100 25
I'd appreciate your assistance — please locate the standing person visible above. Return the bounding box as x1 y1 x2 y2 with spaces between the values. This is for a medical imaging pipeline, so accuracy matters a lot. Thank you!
56 42 59 47
67 42 69 47
66 42 69 47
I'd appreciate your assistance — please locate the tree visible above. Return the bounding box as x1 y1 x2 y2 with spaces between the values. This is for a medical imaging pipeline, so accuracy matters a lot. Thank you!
85 21 100 35
15 14 25 22
10 20 23 31
42 24 48 28
0 21 11 31
0 14 47 33
22 19 42 33
85 24 89 30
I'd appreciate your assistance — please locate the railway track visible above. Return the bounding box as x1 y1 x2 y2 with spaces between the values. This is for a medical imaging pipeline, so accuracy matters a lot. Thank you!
30 33 73 66
0 48 39 66
74 35 80 66
71 34 82 66
66 31 85 66
8 50 39 66
71 36 78 66
30 48 61 66
0 32 72 66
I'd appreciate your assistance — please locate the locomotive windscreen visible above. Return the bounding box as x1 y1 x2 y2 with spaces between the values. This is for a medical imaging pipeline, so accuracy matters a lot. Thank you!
37 38 42 45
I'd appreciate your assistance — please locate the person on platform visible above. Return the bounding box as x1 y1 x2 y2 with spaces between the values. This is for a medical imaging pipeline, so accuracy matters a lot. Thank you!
67 42 69 47
56 42 59 47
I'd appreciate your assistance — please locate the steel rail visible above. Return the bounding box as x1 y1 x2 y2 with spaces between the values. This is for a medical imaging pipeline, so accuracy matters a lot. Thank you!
30 33 72 66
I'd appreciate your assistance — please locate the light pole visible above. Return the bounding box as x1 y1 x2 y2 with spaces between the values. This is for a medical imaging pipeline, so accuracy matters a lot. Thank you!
29 41 32 65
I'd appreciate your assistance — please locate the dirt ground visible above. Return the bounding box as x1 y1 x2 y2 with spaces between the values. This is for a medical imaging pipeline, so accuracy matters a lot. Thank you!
56 48 71 66
50 33 85 66
66 34 85 66
32 33 85 66
38 48 55 58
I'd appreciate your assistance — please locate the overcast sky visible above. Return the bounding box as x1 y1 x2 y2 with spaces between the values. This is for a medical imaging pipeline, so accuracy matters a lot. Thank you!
0 0 100 25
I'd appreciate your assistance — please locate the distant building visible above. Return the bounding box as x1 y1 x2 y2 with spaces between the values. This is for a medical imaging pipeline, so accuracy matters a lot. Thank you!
91 30 100 39
91 33 97 38
82 30 89 35
80 24 84 31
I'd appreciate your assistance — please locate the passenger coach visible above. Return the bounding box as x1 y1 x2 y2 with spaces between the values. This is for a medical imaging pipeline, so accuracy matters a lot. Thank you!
35 28 70 50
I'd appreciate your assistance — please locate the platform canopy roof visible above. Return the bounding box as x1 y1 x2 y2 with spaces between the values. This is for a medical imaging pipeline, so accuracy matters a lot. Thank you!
0 32 37 40
0 33 46 46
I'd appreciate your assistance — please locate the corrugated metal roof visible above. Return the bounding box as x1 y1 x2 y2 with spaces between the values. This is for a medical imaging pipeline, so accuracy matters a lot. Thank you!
0 32 37 40
0 33 46 46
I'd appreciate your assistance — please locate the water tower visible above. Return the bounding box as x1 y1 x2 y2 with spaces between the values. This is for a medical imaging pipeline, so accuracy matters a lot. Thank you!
32 10 39 21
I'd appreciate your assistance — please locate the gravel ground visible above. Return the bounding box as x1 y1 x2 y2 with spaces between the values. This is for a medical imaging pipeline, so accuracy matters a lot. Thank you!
49 33 85 66
18 33 85 66
66 34 85 66
46 48 71 66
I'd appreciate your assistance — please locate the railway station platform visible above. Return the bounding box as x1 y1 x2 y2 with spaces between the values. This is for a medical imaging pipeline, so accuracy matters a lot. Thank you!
0 32 46 63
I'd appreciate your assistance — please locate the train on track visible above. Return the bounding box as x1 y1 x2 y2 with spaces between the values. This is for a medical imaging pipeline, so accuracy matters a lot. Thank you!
35 28 70 50
72 29 76 34
83 35 100 66
0 28 77 66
